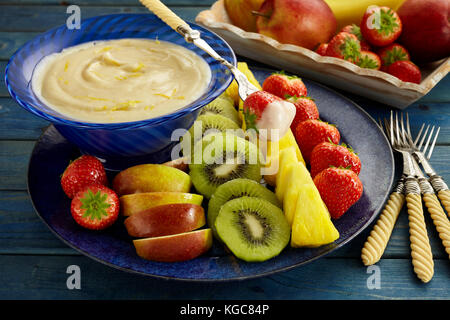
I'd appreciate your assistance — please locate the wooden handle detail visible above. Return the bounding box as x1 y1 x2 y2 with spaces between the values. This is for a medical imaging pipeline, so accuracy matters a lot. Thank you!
361 192 404 266
406 193 434 283
423 193 450 258
139 0 190 31
437 189 450 218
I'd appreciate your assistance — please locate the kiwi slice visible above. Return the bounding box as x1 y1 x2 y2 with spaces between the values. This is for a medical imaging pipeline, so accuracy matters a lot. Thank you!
199 96 241 126
182 114 240 156
215 197 290 262
208 178 281 239
189 133 262 199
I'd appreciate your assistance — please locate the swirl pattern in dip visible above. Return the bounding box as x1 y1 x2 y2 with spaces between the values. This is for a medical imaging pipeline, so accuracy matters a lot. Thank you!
32 38 212 123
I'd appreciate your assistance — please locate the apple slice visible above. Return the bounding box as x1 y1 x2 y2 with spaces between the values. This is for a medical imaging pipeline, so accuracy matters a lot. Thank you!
120 192 203 216
112 164 191 196
133 229 213 262
124 203 205 238
163 157 189 172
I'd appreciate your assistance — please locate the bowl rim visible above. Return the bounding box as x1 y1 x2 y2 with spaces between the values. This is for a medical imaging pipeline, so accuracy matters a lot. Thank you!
5 13 237 130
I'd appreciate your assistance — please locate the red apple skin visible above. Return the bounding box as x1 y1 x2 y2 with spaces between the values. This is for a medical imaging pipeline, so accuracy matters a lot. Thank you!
124 203 205 238
133 229 213 262
256 0 337 50
397 0 450 63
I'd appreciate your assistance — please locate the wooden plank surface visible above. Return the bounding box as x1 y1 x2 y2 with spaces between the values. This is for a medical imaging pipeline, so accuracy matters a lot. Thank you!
0 2 449 300
0 255 448 300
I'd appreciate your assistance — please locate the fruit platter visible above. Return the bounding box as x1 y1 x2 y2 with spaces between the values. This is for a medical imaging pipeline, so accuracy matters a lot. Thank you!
195 0 450 109
26 64 394 281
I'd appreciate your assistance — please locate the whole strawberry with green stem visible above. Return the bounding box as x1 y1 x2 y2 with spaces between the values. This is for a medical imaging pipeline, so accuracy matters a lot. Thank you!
341 24 371 51
360 6 402 47
357 51 382 70
61 155 108 199
285 95 319 129
262 71 307 99
313 167 363 219
294 119 340 163
325 32 361 64
71 185 119 230
310 141 361 178
377 43 410 71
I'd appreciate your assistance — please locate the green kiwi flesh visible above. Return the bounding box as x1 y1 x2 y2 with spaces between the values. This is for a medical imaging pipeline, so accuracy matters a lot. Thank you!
208 178 281 239
182 114 240 156
199 95 241 125
215 197 290 262
189 133 262 198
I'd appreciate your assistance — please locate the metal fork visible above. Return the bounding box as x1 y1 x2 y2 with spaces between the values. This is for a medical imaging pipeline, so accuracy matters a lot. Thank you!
407 122 450 216
384 111 434 283
403 118 450 259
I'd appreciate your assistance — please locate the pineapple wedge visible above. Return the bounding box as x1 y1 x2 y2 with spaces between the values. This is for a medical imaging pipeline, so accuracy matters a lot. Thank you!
291 184 340 247
275 147 299 202
282 160 315 225
264 129 305 186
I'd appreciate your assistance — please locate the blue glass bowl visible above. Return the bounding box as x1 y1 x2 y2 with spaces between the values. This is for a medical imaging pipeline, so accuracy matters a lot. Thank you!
5 13 236 170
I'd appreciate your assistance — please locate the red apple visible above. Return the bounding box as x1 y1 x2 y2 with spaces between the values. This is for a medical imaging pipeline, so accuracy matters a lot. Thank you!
397 0 450 63
124 203 205 238
119 192 203 216
255 0 337 50
133 229 213 262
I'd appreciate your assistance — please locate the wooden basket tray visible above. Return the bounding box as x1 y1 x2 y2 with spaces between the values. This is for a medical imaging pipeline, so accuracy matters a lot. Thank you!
195 0 450 109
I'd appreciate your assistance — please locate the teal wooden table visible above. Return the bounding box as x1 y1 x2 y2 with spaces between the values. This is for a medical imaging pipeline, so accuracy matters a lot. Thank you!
0 1 449 300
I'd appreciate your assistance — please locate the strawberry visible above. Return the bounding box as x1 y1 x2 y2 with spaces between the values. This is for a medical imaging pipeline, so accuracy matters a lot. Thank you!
377 43 410 71
61 155 108 199
325 32 361 64
242 90 296 140
357 51 382 70
285 95 319 129
315 43 328 56
340 24 371 51
262 71 307 99
313 167 363 219
71 185 119 230
387 60 421 84
294 119 340 163
310 141 361 178
360 6 402 47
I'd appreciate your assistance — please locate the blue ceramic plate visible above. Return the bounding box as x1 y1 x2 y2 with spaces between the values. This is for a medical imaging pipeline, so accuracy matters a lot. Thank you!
27 67 394 281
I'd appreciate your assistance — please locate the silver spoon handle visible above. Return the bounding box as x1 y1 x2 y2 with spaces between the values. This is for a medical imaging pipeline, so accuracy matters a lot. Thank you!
139 0 259 101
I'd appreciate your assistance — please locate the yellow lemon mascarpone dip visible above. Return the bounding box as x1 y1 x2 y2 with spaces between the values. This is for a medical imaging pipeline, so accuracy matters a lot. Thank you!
31 38 212 123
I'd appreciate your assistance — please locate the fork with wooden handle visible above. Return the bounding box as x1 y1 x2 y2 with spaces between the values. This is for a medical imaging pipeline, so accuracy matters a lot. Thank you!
361 118 407 266
411 125 450 217
138 0 259 101
362 112 434 283
405 122 450 258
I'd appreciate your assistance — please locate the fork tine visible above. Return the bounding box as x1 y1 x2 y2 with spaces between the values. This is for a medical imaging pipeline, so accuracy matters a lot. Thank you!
426 127 440 160
395 111 401 146
389 112 394 146
400 112 407 145
404 113 416 147
422 126 435 156
414 123 425 146
417 124 430 150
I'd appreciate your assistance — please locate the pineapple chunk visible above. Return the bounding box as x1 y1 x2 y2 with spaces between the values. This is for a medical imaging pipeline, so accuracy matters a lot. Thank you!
291 184 339 248
282 161 314 225
278 129 305 165
264 129 305 186
275 147 299 201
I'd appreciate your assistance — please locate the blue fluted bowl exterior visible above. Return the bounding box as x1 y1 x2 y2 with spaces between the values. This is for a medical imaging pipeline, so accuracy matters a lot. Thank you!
5 13 236 170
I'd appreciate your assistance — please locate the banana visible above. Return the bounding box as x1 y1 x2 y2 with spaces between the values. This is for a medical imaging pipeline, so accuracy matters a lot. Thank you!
324 0 406 31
